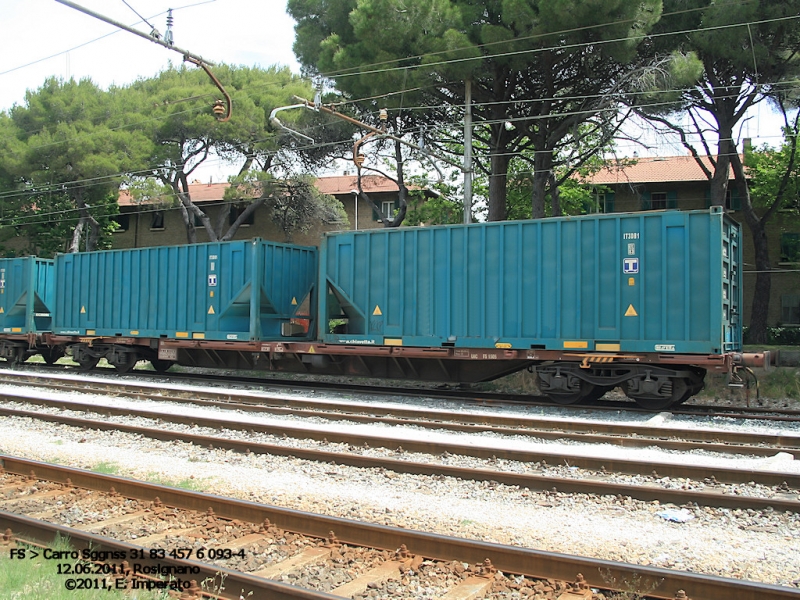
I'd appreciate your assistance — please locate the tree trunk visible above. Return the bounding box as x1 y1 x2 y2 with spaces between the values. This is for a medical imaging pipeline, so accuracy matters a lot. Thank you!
730 152 771 344
487 123 510 221
531 151 554 219
548 171 561 217
748 224 771 344
68 218 85 254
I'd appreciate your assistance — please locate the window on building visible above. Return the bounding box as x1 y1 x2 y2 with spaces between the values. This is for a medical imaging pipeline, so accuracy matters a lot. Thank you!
150 211 164 230
781 233 800 263
112 214 130 232
593 192 615 213
705 188 741 210
641 191 677 211
651 192 668 210
229 204 255 227
782 294 800 325
374 200 398 221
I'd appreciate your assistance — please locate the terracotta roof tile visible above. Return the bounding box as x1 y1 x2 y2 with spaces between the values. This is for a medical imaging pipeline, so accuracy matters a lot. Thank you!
118 176 399 207
583 155 736 185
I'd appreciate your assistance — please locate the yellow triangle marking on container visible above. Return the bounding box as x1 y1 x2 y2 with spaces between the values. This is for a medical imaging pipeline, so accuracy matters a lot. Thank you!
373 305 382 316
208 305 215 315
80 306 86 314
625 304 638 317
0 307 3 314
308 346 315 353
291 297 298 305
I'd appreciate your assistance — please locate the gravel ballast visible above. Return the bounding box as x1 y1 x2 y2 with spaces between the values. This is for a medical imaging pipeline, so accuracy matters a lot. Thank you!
0 375 798 590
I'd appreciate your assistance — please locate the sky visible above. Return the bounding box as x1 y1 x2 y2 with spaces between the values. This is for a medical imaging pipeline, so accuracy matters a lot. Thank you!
1 0 301 181
0 0 790 176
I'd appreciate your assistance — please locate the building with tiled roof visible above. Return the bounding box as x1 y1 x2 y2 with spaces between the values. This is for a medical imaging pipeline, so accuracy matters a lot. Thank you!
112 174 423 249
581 154 799 328
580 155 739 213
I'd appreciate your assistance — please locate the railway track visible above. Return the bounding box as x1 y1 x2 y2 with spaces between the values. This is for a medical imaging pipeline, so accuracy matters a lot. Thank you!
1 377 799 510
1 456 798 600
2 370 800 453
5 363 800 421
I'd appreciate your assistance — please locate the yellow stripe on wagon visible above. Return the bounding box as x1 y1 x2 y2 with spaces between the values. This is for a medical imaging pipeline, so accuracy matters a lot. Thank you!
384 338 403 346
563 340 588 349
596 343 621 351
176 332 189 338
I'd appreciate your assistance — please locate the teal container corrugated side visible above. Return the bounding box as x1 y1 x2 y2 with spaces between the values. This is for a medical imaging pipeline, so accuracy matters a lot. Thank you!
53 239 317 341
0 257 55 333
320 208 741 354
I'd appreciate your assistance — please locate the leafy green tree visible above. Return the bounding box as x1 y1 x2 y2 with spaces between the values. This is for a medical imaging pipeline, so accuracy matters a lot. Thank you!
742 114 800 338
125 64 329 243
1 78 142 253
288 0 661 221
225 171 347 242
633 0 800 341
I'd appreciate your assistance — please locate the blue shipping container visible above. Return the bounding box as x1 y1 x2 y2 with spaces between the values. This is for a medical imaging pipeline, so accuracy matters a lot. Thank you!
320 208 741 355
53 239 317 341
0 257 55 334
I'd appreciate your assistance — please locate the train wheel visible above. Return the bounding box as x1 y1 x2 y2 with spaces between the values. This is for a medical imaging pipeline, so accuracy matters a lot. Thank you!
547 391 586 405
112 354 138 373
12 347 27 365
41 348 65 365
77 357 100 371
625 377 690 411
582 385 614 403
150 359 173 373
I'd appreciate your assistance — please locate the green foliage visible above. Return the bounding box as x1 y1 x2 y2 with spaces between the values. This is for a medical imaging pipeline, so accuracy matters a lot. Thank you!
403 184 464 225
226 171 348 242
746 127 800 213
288 0 662 220
8 189 119 257
743 326 800 346
1 77 145 252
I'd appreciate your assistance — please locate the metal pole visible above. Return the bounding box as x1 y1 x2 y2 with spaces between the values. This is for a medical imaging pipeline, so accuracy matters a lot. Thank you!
54 0 214 66
463 80 473 224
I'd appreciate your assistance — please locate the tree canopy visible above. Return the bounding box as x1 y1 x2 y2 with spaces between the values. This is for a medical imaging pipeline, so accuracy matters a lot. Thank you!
288 0 662 220
0 78 146 253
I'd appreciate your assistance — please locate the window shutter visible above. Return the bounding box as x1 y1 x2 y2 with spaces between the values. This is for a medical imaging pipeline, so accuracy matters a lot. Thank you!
605 192 615 213
640 192 651 211
667 190 677 209
730 188 741 210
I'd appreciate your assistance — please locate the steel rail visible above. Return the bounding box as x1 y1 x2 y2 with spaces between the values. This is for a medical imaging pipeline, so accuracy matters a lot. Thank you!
2 456 798 600
2 372 798 450
6 367 800 422
2 407 798 511
1 386 796 458
0 512 342 600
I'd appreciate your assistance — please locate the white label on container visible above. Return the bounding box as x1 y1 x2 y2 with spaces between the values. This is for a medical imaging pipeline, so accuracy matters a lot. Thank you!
208 274 217 286
623 258 639 274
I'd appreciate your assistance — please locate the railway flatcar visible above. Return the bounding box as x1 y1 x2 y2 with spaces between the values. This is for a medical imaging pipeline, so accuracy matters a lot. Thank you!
2 208 766 409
